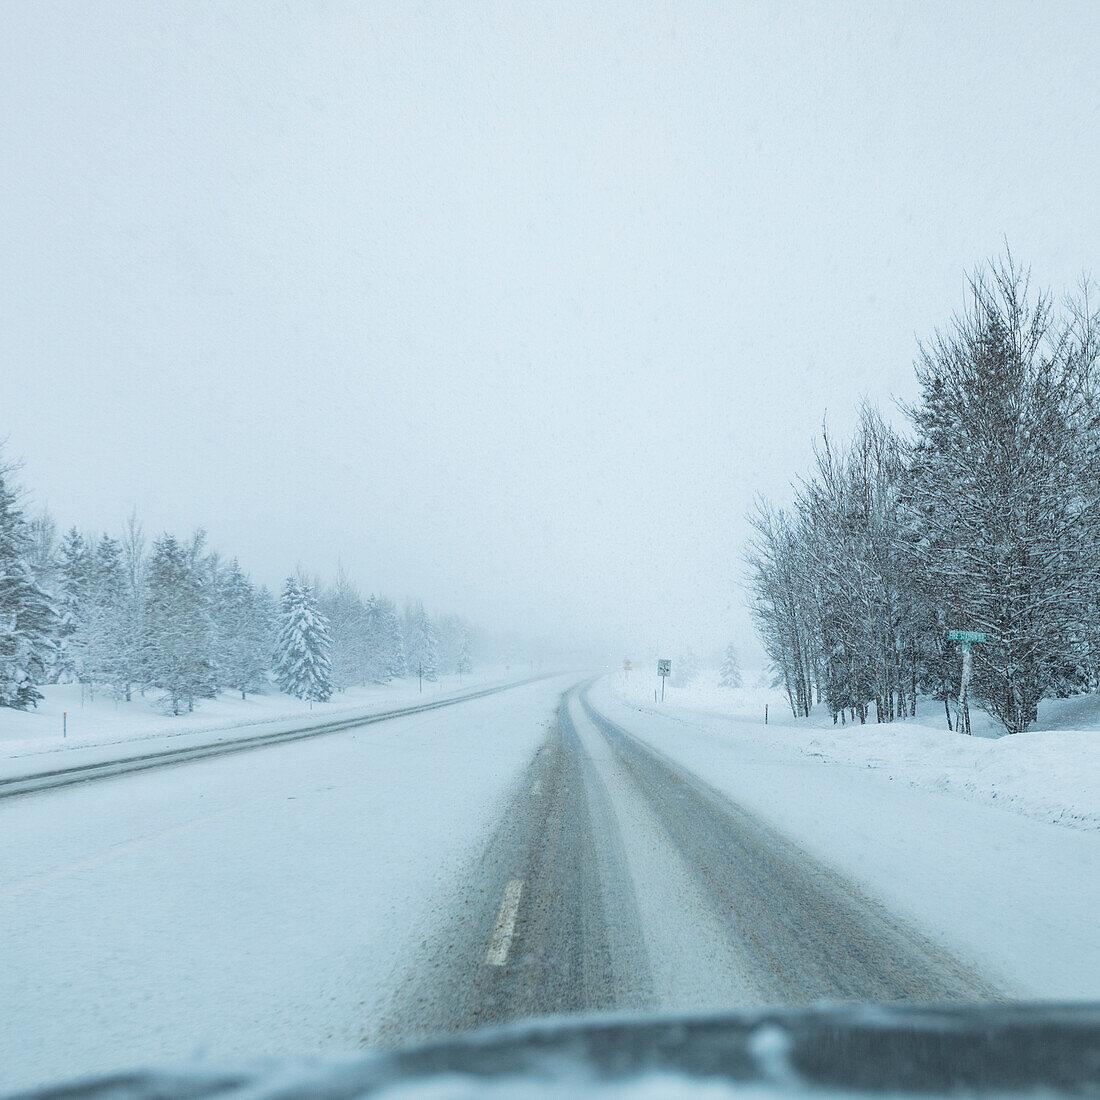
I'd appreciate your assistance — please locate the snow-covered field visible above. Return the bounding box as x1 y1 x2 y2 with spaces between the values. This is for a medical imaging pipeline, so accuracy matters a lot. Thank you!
595 674 1100 1003
0 666 533 764
614 669 1099 831
0 675 575 1093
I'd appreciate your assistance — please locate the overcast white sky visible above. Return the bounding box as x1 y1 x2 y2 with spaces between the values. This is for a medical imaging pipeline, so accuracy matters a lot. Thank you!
3 1 1100 663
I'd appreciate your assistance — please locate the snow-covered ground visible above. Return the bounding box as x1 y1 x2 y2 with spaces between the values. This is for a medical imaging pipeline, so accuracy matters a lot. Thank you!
0 675 576 1093
595 675 1100 1002
0 666 537 765
614 669 1099 831
3 667 1096 1092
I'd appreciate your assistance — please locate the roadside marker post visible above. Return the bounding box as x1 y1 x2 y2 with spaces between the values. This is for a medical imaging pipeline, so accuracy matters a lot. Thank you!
947 630 987 735
63 712 67 739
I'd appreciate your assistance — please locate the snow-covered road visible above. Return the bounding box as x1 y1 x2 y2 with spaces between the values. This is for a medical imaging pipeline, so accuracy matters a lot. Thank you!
588 678 1100 1003
3 673 1096 1094
0 675 576 1092
379 685 1000 1048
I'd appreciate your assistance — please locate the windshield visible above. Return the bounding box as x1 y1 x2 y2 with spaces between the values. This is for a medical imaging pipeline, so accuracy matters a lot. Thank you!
1 4 1097 1096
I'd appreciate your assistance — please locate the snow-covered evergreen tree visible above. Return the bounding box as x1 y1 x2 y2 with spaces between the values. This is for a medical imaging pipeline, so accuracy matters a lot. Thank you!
55 526 90 684
215 558 271 699
25 508 59 598
361 594 384 683
80 534 128 698
672 645 699 687
143 531 216 714
382 599 406 679
718 643 742 688
404 600 438 682
362 594 405 682
273 576 333 701
0 460 56 708
435 614 469 674
423 630 438 681
457 626 472 676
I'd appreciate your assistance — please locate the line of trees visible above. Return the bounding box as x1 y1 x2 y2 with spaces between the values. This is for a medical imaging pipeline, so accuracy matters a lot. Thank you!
747 257 1100 734
0 464 477 713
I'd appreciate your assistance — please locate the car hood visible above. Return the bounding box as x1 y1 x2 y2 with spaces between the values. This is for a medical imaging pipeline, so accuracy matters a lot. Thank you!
9 1003 1100 1099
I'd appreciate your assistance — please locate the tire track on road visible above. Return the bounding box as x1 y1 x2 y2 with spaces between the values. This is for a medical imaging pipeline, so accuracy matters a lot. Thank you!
375 684 1000 1052
371 697 650 1045
579 687 1002 1006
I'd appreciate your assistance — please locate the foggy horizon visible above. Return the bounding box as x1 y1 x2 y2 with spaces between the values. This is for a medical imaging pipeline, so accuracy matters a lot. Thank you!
6 2 1100 663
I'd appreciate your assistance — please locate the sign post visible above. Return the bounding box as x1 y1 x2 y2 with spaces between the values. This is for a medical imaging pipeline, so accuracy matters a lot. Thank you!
947 630 986 736
657 659 671 702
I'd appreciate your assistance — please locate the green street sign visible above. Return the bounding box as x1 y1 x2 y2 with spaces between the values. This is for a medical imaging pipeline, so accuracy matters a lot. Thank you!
947 630 987 643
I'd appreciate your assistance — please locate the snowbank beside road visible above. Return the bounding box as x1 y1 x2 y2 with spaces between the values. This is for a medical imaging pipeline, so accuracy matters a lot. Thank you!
611 669 1099 831
802 722 1100 831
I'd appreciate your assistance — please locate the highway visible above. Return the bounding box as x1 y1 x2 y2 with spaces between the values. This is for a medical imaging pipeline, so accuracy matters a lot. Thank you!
375 684 1000 1045
0 676 1002 1090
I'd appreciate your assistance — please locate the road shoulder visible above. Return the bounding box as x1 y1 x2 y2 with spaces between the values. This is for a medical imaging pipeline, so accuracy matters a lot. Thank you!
588 677 1100 1001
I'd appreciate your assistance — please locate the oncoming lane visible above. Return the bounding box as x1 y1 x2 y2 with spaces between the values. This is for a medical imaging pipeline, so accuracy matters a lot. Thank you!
0 676 577 1093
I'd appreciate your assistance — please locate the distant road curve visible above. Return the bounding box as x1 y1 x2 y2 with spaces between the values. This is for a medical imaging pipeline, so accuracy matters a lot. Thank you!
0 674 557 802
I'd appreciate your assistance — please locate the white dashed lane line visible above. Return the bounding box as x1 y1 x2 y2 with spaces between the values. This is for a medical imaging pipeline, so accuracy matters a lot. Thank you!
486 878 524 967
